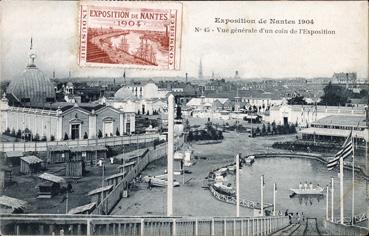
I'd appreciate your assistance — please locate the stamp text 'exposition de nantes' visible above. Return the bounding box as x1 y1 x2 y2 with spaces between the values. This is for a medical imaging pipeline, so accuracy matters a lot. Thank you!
90 9 169 21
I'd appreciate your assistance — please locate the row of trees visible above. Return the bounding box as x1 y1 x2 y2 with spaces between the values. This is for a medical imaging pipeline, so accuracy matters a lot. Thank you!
3 127 55 141
63 128 122 140
252 122 297 137
187 122 224 142
287 82 368 106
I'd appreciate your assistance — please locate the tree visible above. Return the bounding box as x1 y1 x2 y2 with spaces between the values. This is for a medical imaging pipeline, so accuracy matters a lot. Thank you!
33 133 40 141
116 128 120 136
16 129 22 138
64 133 69 140
11 128 16 137
319 82 349 106
98 130 103 138
266 123 271 133
261 123 266 134
5 127 10 135
287 95 307 105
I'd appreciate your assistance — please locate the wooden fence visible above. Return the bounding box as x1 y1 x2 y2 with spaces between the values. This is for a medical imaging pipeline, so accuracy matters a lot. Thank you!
0 134 162 152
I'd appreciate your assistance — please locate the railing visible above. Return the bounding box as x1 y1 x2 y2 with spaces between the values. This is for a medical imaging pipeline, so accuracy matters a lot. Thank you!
93 135 185 215
209 185 273 210
0 134 161 152
333 212 368 225
0 214 289 236
324 220 368 236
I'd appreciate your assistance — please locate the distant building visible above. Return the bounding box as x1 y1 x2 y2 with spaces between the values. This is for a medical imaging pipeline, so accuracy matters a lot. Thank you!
331 72 357 87
300 115 368 142
103 82 168 116
186 96 232 112
265 104 366 127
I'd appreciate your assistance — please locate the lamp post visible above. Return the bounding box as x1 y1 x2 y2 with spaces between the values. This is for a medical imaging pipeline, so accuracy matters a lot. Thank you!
273 183 277 216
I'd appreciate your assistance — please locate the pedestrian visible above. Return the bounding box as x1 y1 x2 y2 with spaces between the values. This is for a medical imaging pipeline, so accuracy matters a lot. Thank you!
297 212 300 223
148 178 152 190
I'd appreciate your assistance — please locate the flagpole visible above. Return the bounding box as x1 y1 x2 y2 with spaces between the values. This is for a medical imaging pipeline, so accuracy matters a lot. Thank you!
236 153 240 217
260 175 264 216
326 185 329 221
273 182 276 216
340 156 344 224
331 177 334 222
352 133 355 224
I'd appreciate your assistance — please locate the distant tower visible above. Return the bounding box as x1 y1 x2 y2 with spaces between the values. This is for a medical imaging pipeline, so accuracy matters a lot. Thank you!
234 70 240 79
198 59 203 79
52 70 56 79
123 70 126 85
185 73 188 83
211 71 215 79
68 71 71 79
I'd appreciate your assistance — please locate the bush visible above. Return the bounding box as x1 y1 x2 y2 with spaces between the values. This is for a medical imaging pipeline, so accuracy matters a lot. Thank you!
83 132 88 139
41 136 47 141
5 127 10 135
50 135 55 141
98 130 103 138
64 133 69 140
115 128 120 136
33 133 40 141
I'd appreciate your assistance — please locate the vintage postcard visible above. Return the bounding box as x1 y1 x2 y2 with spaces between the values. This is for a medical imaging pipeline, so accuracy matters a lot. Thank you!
0 1 368 236
79 1 182 70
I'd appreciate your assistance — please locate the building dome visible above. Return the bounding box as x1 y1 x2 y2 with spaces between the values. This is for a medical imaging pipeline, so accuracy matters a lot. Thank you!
6 40 56 107
114 87 136 101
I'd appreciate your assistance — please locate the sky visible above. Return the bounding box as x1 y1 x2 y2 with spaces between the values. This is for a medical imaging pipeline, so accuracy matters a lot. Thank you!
1 1 368 80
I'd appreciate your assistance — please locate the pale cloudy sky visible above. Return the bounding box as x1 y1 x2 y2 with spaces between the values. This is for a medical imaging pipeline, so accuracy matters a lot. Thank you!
1 1 368 80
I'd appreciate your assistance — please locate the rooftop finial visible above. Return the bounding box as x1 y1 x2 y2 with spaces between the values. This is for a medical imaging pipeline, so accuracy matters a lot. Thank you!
28 37 37 67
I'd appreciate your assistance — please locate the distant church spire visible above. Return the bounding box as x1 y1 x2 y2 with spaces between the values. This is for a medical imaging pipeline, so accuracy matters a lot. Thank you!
198 59 203 79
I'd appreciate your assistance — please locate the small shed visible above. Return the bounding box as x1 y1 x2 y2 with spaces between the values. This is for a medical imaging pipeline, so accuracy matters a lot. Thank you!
4 151 23 166
87 185 113 204
66 160 85 177
69 146 107 166
105 172 125 186
0 195 28 213
37 173 66 198
0 167 12 189
20 156 43 174
47 145 70 163
68 202 96 215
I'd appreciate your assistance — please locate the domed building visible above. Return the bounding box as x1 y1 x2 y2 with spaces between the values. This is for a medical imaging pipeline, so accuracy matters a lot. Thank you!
114 87 137 101
6 45 55 107
0 40 136 141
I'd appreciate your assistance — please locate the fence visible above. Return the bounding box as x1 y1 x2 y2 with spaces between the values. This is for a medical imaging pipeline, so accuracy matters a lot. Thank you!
0 134 161 152
209 185 273 210
93 135 185 215
0 214 289 236
324 220 368 236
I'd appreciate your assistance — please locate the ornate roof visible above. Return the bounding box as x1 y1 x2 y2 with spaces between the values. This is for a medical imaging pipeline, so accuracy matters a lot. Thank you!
114 87 136 101
6 41 56 107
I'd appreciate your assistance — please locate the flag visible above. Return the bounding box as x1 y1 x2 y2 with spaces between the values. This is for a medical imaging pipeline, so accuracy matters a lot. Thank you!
327 131 353 170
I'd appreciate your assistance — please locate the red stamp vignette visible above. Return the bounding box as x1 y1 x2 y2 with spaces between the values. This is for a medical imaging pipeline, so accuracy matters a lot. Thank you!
79 1 182 70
